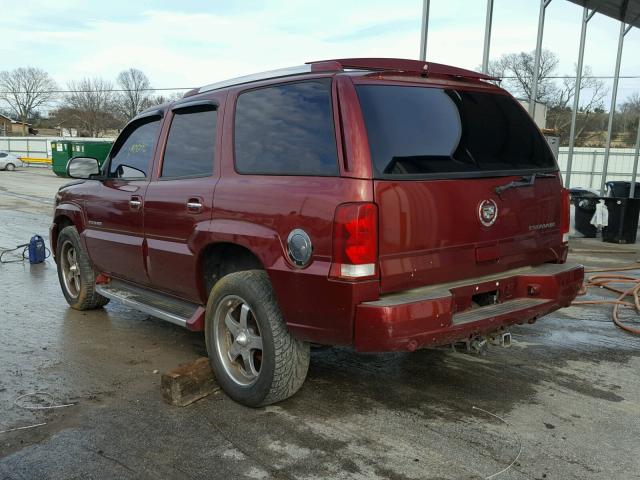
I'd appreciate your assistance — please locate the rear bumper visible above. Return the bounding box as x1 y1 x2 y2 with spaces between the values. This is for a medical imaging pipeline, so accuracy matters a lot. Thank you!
354 263 584 352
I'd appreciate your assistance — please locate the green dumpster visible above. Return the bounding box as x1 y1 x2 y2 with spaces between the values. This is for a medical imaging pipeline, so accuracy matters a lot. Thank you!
51 140 113 177
51 140 73 177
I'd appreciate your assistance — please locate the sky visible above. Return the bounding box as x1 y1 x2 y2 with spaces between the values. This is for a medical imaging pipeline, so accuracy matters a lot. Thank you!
1 0 639 105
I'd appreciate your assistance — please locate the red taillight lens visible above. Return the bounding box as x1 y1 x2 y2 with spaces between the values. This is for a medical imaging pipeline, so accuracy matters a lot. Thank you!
330 202 378 279
561 188 570 242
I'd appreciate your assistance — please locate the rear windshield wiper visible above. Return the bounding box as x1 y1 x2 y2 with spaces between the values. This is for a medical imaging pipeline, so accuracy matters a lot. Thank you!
494 172 557 198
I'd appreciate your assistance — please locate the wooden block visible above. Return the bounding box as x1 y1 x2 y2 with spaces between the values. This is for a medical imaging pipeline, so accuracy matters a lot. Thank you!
161 357 220 407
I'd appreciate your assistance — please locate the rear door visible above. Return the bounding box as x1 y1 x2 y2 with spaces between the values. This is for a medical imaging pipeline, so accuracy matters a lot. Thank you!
83 114 162 285
355 82 563 293
143 96 223 301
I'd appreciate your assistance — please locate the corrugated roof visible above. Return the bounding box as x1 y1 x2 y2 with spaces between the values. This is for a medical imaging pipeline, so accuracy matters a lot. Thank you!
566 0 640 28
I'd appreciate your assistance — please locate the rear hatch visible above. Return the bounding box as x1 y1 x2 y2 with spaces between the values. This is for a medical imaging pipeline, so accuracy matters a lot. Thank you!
355 81 565 294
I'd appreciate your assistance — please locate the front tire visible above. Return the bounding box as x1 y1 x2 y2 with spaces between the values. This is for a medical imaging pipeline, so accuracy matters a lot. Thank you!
205 270 310 407
5 163 15 171
56 226 109 310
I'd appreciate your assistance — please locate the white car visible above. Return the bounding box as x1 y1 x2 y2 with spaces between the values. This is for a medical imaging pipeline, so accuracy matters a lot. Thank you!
0 151 22 171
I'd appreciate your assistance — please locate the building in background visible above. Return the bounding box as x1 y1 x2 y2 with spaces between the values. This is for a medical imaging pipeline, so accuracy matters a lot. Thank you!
0 113 32 136
517 99 547 129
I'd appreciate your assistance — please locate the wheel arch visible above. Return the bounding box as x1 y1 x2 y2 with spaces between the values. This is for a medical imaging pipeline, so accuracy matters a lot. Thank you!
199 242 266 300
51 213 77 259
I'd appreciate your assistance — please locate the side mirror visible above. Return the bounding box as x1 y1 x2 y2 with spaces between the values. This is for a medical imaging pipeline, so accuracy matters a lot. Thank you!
67 156 101 179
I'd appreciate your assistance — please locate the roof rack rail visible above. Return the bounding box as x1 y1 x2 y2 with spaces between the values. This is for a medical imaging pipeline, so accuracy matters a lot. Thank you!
196 58 497 95
198 62 342 94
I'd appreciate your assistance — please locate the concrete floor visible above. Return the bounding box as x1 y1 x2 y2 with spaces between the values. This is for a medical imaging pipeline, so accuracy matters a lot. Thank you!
1 168 639 480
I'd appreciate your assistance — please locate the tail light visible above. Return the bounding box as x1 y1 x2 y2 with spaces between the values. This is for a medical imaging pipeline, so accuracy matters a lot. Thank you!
330 202 378 280
561 188 570 243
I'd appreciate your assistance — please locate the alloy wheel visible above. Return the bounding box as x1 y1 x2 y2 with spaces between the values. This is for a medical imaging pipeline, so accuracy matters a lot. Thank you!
214 295 263 386
60 240 81 298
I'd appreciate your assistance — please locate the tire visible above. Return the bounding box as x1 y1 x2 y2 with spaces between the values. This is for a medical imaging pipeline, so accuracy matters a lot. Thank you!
5 163 15 171
205 270 310 407
56 226 109 310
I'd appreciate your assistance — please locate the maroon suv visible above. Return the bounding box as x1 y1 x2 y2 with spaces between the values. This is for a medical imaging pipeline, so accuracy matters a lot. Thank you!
51 58 584 407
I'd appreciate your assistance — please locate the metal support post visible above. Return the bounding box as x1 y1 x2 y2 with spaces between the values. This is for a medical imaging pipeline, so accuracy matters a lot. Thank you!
630 117 640 198
530 0 552 117
419 0 430 61
565 8 595 188
601 21 630 195
589 150 598 189
482 0 494 74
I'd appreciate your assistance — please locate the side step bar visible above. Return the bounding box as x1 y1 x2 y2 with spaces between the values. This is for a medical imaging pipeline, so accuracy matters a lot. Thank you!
96 279 202 329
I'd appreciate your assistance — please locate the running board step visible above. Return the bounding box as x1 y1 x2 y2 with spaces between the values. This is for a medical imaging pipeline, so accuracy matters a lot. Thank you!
452 297 548 326
96 279 201 328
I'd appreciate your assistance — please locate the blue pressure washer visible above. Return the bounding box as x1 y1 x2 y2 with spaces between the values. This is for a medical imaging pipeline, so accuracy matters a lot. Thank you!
27 235 47 264
0 234 49 264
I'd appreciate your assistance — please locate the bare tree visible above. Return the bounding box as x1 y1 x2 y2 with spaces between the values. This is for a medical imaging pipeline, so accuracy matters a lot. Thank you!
551 66 607 110
546 65 608 145
620 93 640 113
488 49 559 103
0 67 57 135
490 50 611 146
115 68 153 121
62 78 119 136
617 93 640 138
149 91 186 106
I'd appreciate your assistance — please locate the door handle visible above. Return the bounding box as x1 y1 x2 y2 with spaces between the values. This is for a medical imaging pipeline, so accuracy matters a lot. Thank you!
129 196 142 211
186 198 203 213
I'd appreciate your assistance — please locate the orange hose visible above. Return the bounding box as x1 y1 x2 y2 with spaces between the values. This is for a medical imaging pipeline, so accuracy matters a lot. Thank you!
573 268 640 335
585 263 640 273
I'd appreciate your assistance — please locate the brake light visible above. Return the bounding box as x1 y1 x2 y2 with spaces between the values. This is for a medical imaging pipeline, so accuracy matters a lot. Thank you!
330 202 378 280
561 188 570 243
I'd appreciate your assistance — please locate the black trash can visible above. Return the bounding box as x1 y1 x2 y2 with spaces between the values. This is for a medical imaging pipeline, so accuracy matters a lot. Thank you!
602 197 640 244
569 188 598 238
605 181 640 198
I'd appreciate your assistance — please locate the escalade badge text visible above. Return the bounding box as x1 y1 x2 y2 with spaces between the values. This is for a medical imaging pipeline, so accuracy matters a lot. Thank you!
478 199 498 227
529 222 556 231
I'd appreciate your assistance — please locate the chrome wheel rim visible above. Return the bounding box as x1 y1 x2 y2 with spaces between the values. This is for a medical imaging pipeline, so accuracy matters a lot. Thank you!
60 240 81 298
214 295 263 386
6 164 15 171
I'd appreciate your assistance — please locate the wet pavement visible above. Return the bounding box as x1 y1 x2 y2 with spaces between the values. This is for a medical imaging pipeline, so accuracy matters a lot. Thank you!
1 169 640 479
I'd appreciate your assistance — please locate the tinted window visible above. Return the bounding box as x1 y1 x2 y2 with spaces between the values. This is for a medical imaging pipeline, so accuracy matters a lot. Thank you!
162 108 217 178
109 118 160 178
234 80 338 176
0 153 7 158
356 85 556 177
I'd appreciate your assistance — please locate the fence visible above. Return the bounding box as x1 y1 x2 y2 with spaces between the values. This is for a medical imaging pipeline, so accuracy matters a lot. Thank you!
0 136 115 161
558 147 640 191
1 137 638 186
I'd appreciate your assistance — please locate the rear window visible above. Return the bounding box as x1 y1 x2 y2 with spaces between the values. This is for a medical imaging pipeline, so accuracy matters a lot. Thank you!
356 85 556 178
234 80 339 176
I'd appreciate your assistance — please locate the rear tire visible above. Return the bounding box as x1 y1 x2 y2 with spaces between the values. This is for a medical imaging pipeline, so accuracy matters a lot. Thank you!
56 226 109 310
205 270 310 407
5 163 15 171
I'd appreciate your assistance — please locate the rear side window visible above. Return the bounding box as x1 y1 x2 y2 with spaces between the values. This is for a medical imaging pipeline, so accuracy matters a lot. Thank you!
0 153 7 158
356 85 556 178
234 80 339 176
162 108 217 178
109 118 161 179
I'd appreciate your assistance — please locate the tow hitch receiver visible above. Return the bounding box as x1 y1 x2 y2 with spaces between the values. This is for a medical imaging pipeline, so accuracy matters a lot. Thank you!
452 331 512 354
490 331 512 348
